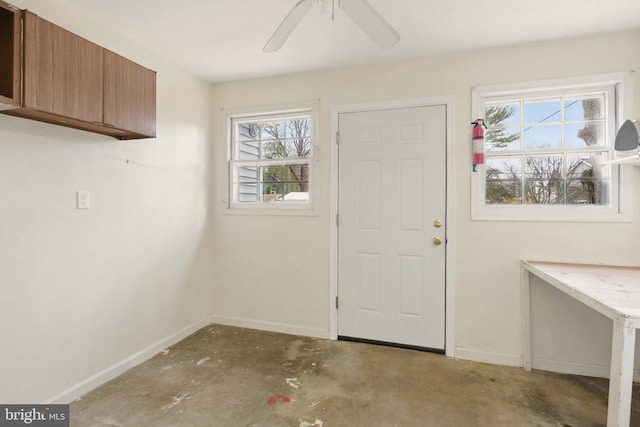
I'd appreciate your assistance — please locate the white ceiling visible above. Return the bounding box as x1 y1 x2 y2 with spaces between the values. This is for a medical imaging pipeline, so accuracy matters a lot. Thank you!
52 0 640 83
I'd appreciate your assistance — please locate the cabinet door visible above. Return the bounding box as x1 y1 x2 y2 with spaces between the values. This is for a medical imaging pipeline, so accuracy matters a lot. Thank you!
104 50 156 138
23 11 103 123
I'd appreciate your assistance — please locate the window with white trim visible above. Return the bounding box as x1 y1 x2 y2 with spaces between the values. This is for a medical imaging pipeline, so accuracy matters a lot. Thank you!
227 105 316 212
471 74 632 222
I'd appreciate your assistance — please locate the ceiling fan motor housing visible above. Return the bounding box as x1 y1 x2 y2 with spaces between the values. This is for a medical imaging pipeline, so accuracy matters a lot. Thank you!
320 0 334 17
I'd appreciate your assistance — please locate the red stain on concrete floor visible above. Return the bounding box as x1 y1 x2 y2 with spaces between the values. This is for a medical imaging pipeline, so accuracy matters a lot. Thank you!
267 394 291 404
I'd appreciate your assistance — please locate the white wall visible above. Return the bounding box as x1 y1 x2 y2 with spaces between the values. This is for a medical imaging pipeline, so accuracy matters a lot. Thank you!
211 29 640 374
0 1 214 402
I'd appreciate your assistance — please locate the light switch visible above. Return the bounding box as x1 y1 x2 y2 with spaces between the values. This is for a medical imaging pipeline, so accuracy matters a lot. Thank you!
77 190 90 209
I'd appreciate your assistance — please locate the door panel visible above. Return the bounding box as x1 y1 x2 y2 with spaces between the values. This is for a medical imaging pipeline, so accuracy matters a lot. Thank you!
337 105 447 350
104 50 156 137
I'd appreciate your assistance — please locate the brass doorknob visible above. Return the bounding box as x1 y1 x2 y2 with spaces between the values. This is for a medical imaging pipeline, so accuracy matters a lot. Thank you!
433 237 443 246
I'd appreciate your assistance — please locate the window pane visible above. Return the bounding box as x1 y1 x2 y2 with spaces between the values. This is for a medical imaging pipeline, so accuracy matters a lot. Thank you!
566 153 608 179
263 140 287 159
237 123 260 142
281 188 309 202
285 137 312 158
485 157 522 204
260 122 312 159
485 104 520 126
238 166 258 182
238 184 258 202
284 164 309 193
523 125 561 149
237 141 260 160
567 179 608 205
263 184 284 202
262 138 311 159
524 179 564 204
566 153 609 205
261 122 285 140
259 164 310 201
564 122 605 148
262 165 285 183
564 97 604 121
524 156 563 204
235 165 258 203
285 118 311 138
232 162 258 203
524 100 561 124
486 127 520 152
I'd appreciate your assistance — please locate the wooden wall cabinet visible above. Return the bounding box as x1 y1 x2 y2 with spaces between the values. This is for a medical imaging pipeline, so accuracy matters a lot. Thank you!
0 2 156 140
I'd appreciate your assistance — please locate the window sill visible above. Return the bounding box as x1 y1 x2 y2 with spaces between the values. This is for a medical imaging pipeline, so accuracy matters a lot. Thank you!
471 205 633 223
222 204 319 217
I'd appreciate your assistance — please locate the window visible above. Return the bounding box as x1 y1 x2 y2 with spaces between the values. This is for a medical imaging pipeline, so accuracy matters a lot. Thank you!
471 74 633 222
227 103 317 213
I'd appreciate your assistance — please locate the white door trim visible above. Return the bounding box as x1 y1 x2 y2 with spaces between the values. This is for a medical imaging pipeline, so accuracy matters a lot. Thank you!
329 96 456 357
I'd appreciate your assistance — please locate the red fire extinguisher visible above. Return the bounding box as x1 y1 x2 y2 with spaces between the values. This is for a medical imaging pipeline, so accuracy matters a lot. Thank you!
471 119 487 172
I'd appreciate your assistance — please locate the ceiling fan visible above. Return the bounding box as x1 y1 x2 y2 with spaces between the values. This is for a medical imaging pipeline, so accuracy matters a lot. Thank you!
263 0 400 52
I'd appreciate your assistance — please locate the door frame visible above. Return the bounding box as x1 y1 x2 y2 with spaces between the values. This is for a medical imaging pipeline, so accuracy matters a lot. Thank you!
329 96 456 357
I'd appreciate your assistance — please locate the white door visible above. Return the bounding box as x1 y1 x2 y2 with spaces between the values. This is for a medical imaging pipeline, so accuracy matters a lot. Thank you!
337 105 447 350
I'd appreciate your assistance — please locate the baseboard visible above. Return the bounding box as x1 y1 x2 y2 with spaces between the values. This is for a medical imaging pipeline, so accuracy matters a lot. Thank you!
44 316 213 404
532 357 640 381
454 347 523 368
210 314 329 339
454 349 640 381
532 357 609 379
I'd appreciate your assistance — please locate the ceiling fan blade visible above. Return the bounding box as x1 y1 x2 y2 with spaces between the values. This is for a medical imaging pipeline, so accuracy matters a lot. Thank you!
263 0 314 52
339 0 400 50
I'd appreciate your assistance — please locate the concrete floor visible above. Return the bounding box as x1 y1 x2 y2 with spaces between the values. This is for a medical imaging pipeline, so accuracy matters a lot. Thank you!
71 324 640 427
